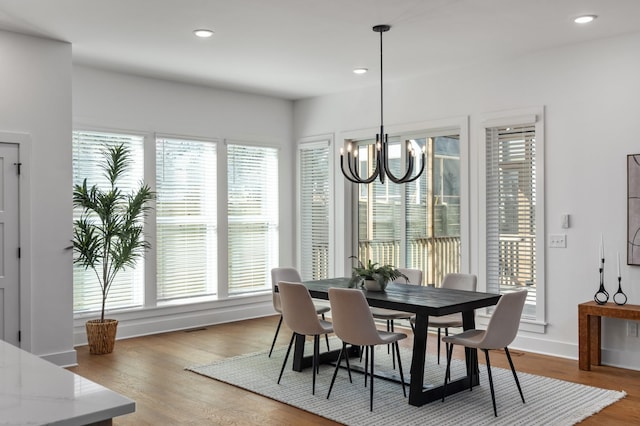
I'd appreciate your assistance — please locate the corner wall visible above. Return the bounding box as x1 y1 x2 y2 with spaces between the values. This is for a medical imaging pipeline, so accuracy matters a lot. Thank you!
0 30 75 365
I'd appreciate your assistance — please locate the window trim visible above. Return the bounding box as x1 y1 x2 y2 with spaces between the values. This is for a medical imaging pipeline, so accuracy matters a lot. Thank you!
341 116 470 276
477 106 547 333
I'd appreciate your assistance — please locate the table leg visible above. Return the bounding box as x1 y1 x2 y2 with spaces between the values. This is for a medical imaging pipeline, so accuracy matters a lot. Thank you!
292 334 307 371
578 308 590 370
461 310 480 387
409 313 428 406
590 315 601 366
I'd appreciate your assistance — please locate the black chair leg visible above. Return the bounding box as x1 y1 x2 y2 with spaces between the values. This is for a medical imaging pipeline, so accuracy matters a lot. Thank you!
321 314 330 351
394 341 406 397
437 328 441 364
277 333 296 384
327 342 345 399
442 342 454 402
369 345 375 411
364 346 369 387
390 320 396 369
312 335 319 395
483 349 498 417
344 344 353 383
269 315 283 357
386 320 391 354
505 347 525 404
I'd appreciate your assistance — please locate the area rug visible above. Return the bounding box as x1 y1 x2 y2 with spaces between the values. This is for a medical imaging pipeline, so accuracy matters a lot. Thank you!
186 342 625 426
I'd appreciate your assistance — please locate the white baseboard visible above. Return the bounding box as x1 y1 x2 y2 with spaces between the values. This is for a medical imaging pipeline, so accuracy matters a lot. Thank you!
511 334 640 371
73 294 274 347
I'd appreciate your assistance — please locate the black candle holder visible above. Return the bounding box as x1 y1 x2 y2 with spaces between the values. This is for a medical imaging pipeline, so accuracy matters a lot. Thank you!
594 261 609 305
613 276 628 306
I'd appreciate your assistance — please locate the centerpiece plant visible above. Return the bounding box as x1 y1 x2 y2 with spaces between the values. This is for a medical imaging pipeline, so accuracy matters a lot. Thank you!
349 256 407 291
73 143 154 354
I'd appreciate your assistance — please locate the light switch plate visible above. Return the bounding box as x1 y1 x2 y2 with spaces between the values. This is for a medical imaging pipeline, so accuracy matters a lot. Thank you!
549 234 567 248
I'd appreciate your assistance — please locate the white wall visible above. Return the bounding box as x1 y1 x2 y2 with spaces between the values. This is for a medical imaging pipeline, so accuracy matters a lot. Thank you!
294 32 640 370
0 30 74 365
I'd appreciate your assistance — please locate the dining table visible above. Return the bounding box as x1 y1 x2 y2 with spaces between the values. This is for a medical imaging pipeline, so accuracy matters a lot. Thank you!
293 277 502 407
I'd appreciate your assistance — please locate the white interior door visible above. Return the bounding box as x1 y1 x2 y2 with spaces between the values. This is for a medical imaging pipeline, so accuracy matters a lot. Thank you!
0 143 20 346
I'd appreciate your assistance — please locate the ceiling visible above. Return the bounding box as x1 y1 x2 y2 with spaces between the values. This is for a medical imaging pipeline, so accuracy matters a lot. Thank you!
1 0 640 100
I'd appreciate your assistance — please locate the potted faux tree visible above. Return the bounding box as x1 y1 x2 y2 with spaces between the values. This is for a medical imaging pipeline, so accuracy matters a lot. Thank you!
73 144 154 354
349 256 407 292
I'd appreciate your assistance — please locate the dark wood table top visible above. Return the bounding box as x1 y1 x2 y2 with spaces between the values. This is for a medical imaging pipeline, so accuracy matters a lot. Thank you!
302 277 501 316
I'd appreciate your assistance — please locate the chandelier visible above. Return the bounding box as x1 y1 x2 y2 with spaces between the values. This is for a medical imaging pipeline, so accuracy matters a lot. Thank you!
340 24 425 185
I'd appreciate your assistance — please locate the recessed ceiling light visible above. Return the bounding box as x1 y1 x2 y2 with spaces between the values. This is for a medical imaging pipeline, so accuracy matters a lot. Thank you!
574 15 597 24
353 68 368 75
193 29 214 38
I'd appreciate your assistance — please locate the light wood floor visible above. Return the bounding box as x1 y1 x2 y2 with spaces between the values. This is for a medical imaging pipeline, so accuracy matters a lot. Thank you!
68 316 640 425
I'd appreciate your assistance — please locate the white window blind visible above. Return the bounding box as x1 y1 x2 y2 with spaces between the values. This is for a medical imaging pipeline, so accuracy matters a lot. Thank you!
486 123 537 318
227 144 279 293
156 137 217 301
72 131 145 314
299 142 330 281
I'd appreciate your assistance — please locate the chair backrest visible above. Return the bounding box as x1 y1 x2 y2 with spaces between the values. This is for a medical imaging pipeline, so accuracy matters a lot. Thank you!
278 281 327 336
441 273 477 291
328 288 383 346
271 267 303 312
394 268 423 285
481 290 527 349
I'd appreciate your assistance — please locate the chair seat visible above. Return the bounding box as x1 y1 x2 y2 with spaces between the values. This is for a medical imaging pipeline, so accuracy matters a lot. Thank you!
428 313 462 328
442 328 485 348
315 304 331 315
317 319 334 334
376 330 407 345
370 307 412 320
409 312 462 327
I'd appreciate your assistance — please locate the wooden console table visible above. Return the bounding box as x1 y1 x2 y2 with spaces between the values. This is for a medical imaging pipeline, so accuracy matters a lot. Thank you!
578 301 640 370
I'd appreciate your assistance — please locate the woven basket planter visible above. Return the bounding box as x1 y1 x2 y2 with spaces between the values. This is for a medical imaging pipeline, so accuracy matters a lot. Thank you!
85 319 118 354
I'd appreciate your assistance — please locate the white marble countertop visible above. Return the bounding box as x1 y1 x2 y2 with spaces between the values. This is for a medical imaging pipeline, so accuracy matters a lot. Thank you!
0 340 135 425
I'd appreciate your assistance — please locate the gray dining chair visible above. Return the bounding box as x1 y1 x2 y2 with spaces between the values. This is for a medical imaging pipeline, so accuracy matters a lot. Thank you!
410 273 477 363
276 281 334 395
269 267 330 357
369 268 422 367
442 289 527 417
327 287 407 411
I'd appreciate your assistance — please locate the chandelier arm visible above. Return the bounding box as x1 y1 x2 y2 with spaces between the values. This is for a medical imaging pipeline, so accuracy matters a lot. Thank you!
397 152 426 184
341 149 380 184
352 149 381 183
381 134 417 184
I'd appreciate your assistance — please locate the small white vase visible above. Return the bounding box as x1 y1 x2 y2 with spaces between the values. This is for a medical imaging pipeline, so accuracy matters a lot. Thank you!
362 278 387 292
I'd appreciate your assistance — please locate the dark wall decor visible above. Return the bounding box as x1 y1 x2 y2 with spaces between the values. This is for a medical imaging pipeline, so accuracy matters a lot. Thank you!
627 154 640 265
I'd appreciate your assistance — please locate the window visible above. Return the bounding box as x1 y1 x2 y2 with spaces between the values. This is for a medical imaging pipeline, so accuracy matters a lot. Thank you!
156 137 217 302
73 130 282 318
227 144 279 294
354 130 461 286
72 131 145 313
483 109 545 325
298 139 331 280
